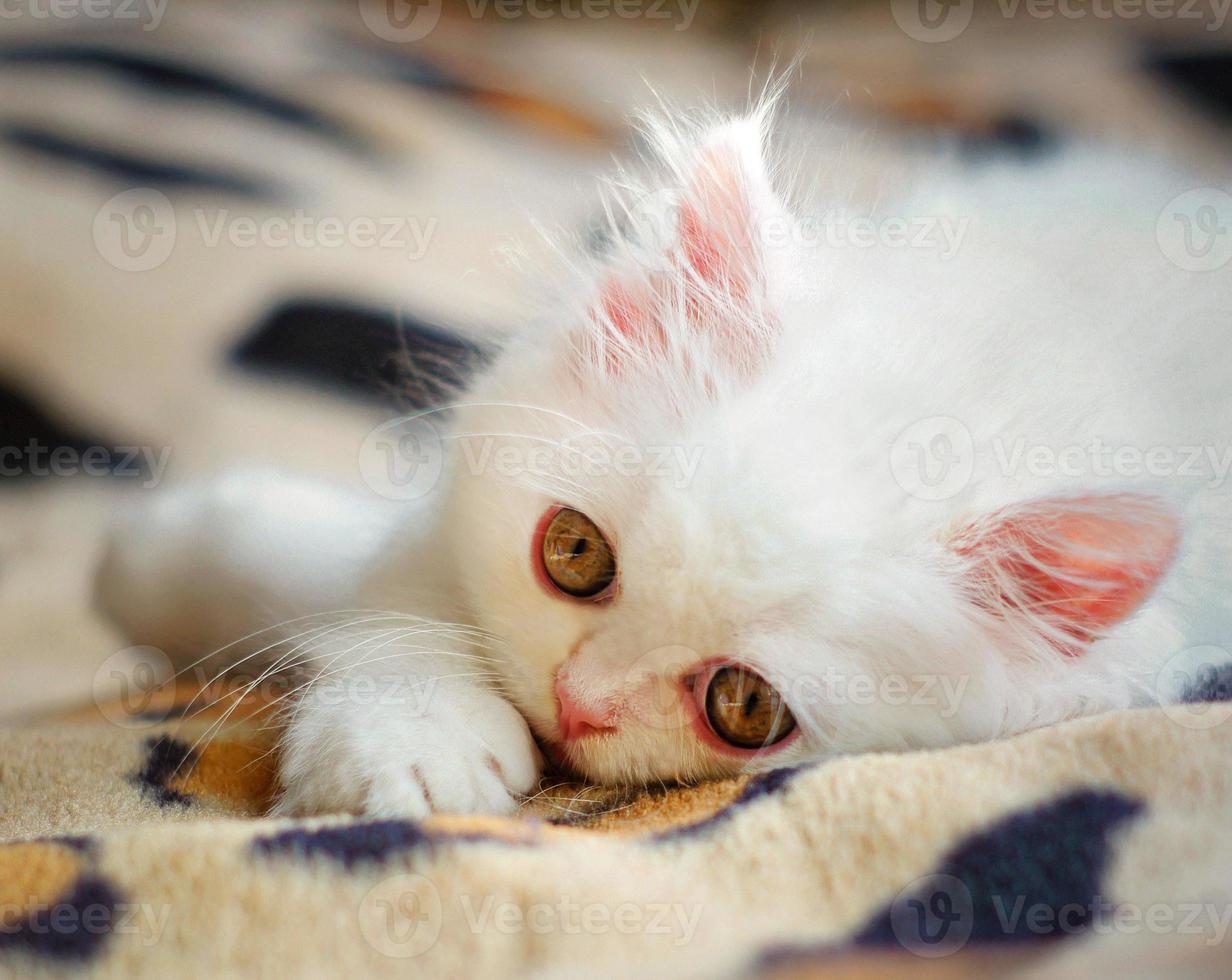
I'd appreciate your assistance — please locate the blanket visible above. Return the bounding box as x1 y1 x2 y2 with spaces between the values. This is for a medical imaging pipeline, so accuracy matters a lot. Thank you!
2 685 1231 977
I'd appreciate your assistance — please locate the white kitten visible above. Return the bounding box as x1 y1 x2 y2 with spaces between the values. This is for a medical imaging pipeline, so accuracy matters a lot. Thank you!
98 104 1232 816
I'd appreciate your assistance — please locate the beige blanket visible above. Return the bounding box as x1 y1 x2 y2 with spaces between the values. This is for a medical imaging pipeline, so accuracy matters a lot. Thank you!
1 689 1230 977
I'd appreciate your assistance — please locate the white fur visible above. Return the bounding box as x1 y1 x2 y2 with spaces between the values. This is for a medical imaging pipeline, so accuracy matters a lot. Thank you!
98 104 1232 815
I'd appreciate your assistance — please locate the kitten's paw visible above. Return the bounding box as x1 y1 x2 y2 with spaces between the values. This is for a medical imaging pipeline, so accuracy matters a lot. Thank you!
273 675 542 819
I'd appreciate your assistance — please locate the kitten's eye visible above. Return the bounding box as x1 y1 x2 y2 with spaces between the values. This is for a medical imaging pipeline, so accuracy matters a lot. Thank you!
703 666 796 749
538 507 616 599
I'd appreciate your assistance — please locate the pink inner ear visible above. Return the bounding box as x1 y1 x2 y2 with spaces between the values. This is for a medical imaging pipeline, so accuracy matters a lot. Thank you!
680 134 773 310
582 124 779 381
595 279 668 373
954 494 1181 654
678 141 762 305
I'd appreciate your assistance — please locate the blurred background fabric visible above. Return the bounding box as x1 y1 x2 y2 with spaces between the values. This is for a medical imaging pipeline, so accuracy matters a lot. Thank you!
0 0 1230 718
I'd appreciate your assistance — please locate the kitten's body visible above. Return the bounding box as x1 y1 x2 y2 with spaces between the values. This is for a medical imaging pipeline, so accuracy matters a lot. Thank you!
99 109 1232 816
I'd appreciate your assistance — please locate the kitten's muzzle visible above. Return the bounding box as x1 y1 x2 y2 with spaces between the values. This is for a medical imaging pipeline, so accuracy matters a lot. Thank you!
554 674 618 742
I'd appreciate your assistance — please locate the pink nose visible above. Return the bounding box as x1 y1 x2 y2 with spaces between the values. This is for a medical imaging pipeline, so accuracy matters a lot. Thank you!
555 676 617 742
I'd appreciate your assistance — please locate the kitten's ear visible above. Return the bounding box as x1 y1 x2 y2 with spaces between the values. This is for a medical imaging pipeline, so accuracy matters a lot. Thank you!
675 118 781 307
583 117 784 380
950 494 1180 654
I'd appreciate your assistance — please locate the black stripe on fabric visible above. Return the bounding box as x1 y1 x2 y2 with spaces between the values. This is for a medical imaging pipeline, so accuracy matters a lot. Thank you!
0 124 283 198
229 297 490 409
0 374 152 485
0 43 377 157
1148 49 1232 126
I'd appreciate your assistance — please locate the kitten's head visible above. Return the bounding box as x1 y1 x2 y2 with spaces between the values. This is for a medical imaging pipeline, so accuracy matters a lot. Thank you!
440 111 1181 786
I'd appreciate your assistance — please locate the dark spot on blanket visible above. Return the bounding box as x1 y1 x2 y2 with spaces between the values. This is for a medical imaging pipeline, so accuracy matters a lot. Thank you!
1179 660 1232 704
1148 50 1232 127
0 125 283 198
251 819 531 868
653 764 808 841
0 374 150 486
252 820 435 869
0 43 377 158
856 789 1143 950
961 115 1056 160
0 876 122 960
230 297 489 409
131 736 197 807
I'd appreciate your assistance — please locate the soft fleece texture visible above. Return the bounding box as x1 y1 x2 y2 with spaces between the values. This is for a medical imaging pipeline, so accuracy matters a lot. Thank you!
1 690 1231 977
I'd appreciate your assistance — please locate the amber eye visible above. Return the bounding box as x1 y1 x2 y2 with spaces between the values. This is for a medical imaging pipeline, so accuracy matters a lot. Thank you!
539 508 617 599
704 666 796 749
